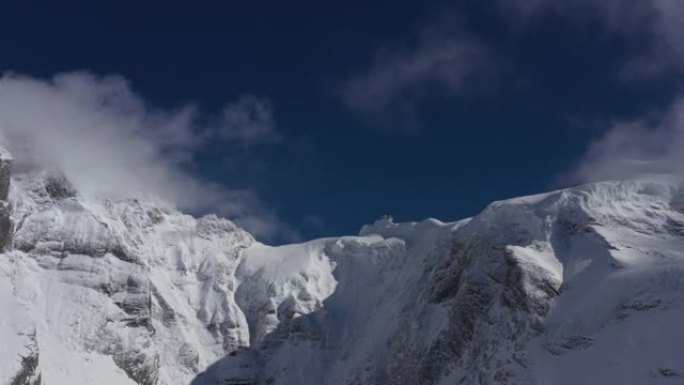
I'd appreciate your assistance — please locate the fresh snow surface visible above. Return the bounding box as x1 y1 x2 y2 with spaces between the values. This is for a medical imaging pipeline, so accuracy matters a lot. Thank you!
1 155 684 385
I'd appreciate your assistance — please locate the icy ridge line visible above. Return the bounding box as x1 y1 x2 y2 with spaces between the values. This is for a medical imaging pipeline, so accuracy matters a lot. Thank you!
1 146 684 385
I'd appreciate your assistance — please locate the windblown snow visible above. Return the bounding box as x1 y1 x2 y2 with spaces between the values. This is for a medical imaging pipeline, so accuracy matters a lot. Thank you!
1 146 684 385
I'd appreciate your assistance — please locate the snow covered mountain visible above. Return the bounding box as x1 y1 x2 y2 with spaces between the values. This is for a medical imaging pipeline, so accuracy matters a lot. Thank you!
2 147 684 385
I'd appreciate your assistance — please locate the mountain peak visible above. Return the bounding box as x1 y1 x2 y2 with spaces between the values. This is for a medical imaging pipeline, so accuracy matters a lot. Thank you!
2 167 684 384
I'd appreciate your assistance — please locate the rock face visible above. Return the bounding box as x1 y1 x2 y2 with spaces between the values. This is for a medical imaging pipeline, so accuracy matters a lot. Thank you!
1 163 254 385
1 145 684 385
0 149 13 251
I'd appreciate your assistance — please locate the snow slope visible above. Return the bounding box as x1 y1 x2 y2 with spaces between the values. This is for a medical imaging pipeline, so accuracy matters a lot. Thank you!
1 143 684 385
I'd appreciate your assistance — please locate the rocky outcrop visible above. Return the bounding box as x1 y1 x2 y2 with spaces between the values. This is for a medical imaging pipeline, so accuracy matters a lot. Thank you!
389 241 556 385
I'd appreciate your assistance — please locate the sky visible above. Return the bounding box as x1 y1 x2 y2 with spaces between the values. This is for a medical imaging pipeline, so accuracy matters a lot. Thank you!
1 0 683 244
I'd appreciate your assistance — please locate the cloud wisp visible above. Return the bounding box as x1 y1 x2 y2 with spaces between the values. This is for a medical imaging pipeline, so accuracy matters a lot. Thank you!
496 0 684 185
343 0 684 190
344 36 488 111
502 0 684 76
0 71 296 242
568 98 684 183
342 11 491 130
220 94 280 145
344 0 684 126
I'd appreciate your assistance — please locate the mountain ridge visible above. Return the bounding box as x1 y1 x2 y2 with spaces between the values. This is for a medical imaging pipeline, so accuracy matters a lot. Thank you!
1 148 684 385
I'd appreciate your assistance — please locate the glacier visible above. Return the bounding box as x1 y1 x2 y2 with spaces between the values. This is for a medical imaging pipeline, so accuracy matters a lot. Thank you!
1 147 684 385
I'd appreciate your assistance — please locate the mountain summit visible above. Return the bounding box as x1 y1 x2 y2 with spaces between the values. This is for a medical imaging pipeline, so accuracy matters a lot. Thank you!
2 147 684 385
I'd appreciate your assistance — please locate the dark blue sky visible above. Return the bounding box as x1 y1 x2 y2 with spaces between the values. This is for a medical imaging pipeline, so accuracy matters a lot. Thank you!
2 1 683 242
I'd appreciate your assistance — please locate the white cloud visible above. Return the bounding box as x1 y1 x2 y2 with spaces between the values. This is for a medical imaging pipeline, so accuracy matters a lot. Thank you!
568 98 684 183
0 71 296 242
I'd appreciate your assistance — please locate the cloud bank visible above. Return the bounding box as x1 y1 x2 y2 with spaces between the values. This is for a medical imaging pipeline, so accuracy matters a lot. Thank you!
0 71 295 242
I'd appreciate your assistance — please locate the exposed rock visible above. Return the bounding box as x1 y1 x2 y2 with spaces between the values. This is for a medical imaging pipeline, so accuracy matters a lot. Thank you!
0 151 12 251
9 335 41 385
0 149 12 200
